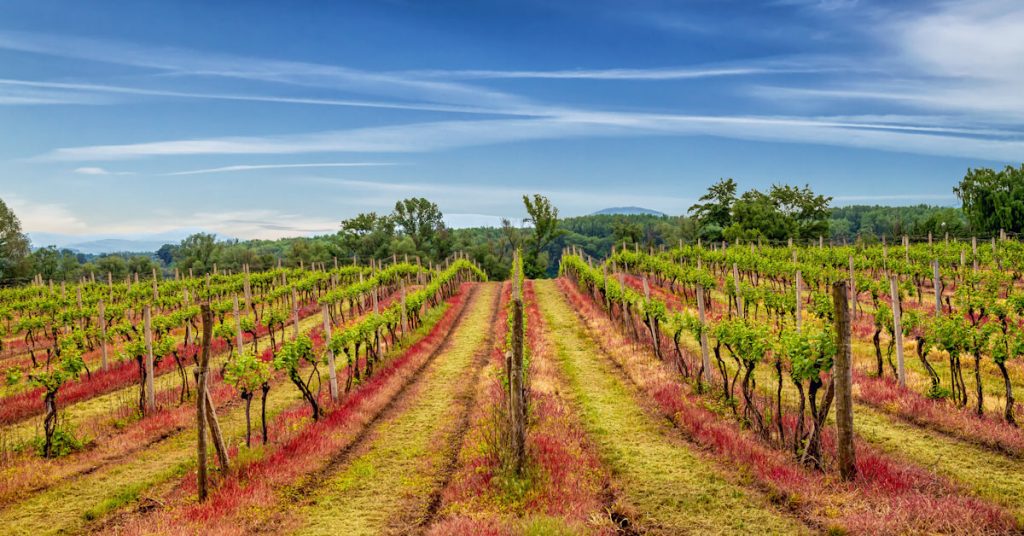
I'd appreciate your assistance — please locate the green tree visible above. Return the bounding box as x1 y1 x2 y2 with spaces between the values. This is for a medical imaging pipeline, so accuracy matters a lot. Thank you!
522 194 564 278
955 164 1024 234
392 198 445 255
174 233 221 274
688 178 737 240
0 198 32 286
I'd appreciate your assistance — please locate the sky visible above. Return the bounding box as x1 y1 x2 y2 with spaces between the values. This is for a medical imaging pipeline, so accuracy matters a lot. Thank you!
1 0 1022 245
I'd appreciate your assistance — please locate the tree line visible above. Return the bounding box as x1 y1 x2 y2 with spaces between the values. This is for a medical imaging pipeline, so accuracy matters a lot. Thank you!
1 164 1021 285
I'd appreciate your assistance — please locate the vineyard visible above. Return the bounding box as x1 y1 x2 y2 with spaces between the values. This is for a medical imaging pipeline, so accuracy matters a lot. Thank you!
2 239 1024 535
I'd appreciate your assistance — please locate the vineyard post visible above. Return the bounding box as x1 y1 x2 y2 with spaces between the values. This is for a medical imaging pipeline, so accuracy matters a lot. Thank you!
510 295 526 474
98 299 108 370
903 235 909 262
233 295 244 355
244 271 252 311
1000 229 1006 241
322 305 339 402
152 268 158 301
144 306 156 412
291 288 300 338
848 256 856 318
889 276 906 387
818 236 823 249
832 280 857 481
932 261 942 316
174 267 179 281
732 263 744 318
400 279 408 337
196 304 211 502
697 283 712 384
928 232 932 246
795 269 803 332
107 272 113 301
972 237 978 271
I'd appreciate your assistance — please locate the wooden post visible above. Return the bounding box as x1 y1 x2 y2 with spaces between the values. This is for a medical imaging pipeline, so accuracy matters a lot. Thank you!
832 280 857 481
932 260 942 316
291 288 300 338
795 270 803 332
848 256 856 319
196 305 211 502
399 280 409 336
98 299 109 371
233 295 244 354
322 305 339 402
144 306 156 412
509 297 526 474
972 237 978 271
889 276 906 387
732 263 744 318
697 284 711 384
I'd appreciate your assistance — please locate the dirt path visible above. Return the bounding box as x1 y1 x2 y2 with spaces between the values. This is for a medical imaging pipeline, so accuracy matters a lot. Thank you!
534 280 809 535
276 282 500 536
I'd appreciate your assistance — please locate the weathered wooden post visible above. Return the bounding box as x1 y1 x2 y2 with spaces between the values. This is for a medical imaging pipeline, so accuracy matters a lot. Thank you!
889 276 906 387
98 299 109 371
832 280 856 481
233 295 244 355
795 269 803 332
697 283 711 384
322 305 339 402
932 260 942 317
144 306 156 412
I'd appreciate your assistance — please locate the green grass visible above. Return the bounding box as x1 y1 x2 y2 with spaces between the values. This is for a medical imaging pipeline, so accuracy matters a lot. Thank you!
534 280 808 536
854 405 1024 524
291 282 498 536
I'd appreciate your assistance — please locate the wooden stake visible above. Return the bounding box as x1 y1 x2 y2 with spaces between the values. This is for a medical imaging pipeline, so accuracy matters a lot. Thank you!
322 305 339 402
832 280 856 481
98 300 109 371
144 306 156 412
889 276 906 387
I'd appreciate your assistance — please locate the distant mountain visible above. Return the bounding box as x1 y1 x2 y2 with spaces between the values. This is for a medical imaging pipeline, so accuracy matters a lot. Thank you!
61 239 172 255
591 206 667 216
28 228 206 255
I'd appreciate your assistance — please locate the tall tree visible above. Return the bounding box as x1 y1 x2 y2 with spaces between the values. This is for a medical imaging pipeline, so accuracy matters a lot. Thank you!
689 178 737 240
392 198 445 254
174 233 221 274
522 194 563 278
0 198 31 286
955 164 1024 234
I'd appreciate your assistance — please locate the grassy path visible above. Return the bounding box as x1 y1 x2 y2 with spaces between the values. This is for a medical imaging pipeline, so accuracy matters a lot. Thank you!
277 282 499 536
854 405 1024 523
534 280 808 535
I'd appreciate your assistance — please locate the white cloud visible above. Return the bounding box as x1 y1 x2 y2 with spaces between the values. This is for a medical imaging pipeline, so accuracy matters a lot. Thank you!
4 196 89 234
73 166 110 175
164 162 398 176
0 30 529 110
41 111 1024 163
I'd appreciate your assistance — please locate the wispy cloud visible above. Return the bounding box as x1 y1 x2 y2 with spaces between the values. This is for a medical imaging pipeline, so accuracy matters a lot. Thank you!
0 30 530 110
402 63 826 81
41 112 1024 163
0 78 539 116
73 166 134 175
164 162 399 176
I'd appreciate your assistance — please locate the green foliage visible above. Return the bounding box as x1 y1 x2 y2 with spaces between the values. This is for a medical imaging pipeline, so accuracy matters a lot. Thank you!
955 164 1024 234
5 366 21 387
273 335 317 373
225 351 271 394
32 425 85 457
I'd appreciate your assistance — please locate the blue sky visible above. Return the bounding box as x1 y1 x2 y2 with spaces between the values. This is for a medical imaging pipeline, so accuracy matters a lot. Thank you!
1 0 1022 244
